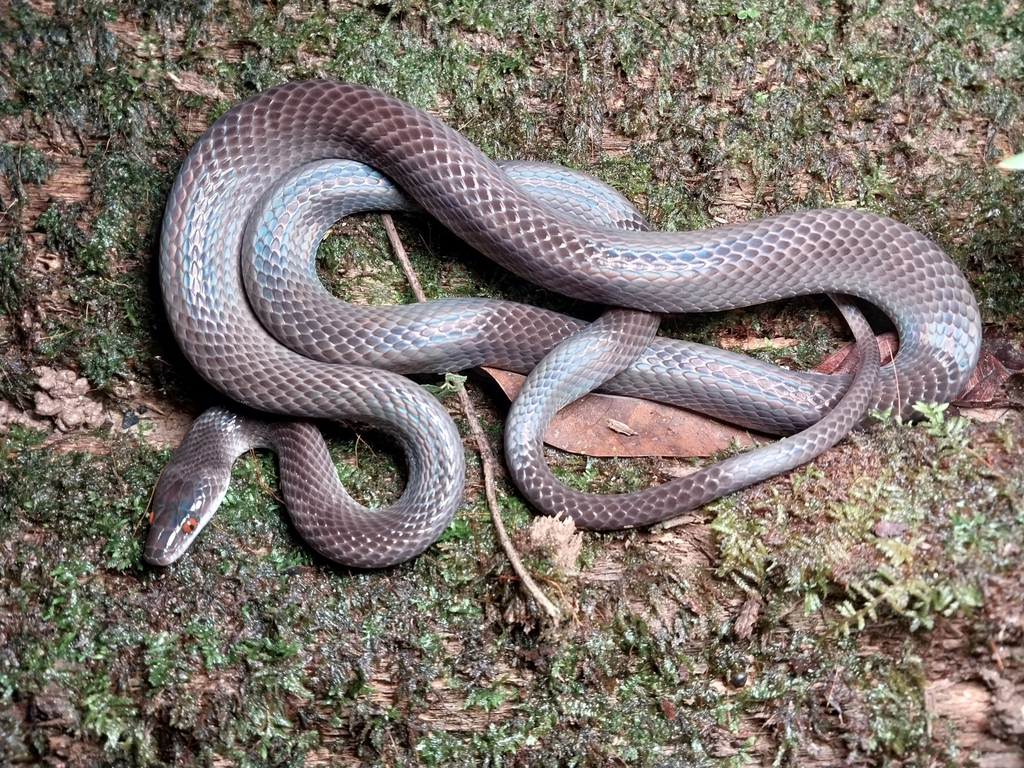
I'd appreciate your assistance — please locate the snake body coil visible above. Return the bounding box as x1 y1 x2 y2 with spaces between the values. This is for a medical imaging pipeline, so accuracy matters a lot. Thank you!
147 80 981 568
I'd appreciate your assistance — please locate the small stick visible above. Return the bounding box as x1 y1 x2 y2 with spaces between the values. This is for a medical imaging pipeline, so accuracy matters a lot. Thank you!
988 637 1005 672
381 214 561 625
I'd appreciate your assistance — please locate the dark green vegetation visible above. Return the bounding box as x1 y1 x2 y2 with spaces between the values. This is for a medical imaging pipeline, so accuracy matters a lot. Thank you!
1 0 1022 765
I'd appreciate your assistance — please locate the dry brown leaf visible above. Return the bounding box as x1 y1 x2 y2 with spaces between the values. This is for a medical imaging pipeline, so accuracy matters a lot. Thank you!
483 367 757 458
813 332 899 374
955 353 1010 405
815 333 1021 408
734 593 763 640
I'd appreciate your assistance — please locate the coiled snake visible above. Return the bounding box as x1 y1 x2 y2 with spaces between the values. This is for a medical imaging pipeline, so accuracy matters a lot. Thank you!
146 81 980 569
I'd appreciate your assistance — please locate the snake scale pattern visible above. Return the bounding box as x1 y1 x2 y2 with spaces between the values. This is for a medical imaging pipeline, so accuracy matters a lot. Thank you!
146 81 980 568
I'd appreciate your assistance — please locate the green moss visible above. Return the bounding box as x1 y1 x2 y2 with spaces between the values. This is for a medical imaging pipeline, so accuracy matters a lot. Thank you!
712 406 1021 643
0 143 54 320
0 142 55 203
0 238 25 320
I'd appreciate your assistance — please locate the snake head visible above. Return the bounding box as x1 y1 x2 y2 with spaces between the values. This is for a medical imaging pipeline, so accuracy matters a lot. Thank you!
145 470 225 566
145 407 250 566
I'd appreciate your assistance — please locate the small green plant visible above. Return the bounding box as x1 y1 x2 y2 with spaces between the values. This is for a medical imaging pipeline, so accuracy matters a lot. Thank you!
912 401 968 442
835 532 983 635
81 689 137 749
837 568 982 633
423 371 468 397
463 680 513 713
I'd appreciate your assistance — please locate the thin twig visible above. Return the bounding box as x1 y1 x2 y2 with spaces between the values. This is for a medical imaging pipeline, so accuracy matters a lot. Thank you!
381 214 561 625
989 637 1005 672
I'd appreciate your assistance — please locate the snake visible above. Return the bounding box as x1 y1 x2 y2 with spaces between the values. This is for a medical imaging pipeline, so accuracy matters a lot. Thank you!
146 80 981 569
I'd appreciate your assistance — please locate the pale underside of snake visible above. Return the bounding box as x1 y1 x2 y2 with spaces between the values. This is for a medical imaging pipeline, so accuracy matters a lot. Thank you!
146 80 981 569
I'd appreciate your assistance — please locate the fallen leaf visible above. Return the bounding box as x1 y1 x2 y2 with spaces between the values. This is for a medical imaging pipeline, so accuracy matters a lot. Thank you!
734 593 762 640
813 332 899 374
483 367 758 458
954 352 1011 405
815 333 1022 409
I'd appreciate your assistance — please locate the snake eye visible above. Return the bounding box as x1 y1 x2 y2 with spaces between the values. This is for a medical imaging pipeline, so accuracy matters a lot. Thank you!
181 516 199 534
